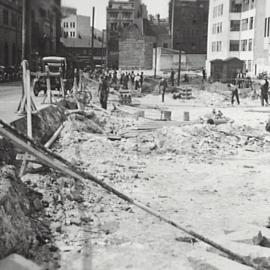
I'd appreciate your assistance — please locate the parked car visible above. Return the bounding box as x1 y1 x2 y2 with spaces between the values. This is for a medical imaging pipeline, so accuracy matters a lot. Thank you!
33 56 69 96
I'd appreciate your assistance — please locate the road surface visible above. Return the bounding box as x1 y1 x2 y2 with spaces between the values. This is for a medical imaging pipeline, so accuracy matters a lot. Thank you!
0 81 48 123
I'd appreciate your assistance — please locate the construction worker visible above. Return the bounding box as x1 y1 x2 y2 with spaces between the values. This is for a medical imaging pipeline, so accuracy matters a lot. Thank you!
228 81 240 105
170 69 175 86
98 76 109 110
135 73 140 90
159 75 168 103
261 78 269 107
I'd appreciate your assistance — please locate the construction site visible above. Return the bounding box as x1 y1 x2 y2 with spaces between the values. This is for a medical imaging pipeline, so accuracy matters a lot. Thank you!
1 62 270 270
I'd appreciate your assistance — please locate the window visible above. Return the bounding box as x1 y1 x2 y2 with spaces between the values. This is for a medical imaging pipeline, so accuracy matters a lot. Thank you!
248 38 252 51
241 18 248 31
123 23 129 28
73 22 75 28
123 12 131 19
70 31 73 37
212 41 222 52
70 22 72 28
110 12 118 18
11 13 16 27
110 23 117 31
230 40 240 51
241 39 248 51
3 9 9 25
163 43 168 48
249 17 254 29
247 60 252 71
230 20 240 31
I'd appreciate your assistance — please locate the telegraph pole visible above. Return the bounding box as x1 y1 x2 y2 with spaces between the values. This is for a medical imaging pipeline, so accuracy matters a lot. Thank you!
101 29 105 67
171 0 175 49
22 0 32 61
178 49 182 86
91 7 95 68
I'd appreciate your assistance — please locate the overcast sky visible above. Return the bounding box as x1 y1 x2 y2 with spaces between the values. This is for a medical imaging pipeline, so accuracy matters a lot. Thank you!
62 0 169 29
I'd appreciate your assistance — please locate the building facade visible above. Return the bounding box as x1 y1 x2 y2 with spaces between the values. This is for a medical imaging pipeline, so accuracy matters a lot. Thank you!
31 0 62 58
62 14 91 39
169 0 209 54
0 0 22 67
106 0 148 68
206 0 270 77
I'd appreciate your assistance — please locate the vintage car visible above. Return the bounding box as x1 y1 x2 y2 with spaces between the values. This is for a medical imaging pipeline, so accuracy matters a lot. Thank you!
33 56 68 96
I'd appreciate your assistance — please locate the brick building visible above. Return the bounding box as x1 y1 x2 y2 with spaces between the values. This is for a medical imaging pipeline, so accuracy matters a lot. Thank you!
119 18 155 69
106 0 148 68
0 0 22 66
169 0 209 54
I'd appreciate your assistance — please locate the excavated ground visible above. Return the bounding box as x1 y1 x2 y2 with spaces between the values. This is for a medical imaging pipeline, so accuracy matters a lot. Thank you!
4 79 270 269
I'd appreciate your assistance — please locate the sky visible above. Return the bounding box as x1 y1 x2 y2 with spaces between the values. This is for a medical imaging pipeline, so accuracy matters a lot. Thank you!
62 0 169 30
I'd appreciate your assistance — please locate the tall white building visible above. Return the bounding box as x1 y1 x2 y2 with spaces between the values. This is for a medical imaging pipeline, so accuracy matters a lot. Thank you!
206 0 270 77
62 15 91 39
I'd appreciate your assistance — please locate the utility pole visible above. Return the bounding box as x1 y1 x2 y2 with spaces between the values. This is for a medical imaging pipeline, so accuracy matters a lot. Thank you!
22 0 32 61
101 29 105 67
178 48 182 86
91 7 95 68
171 0 175 49
154 44 158 78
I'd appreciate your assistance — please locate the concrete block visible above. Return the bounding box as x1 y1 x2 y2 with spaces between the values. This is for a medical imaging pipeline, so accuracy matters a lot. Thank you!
0 254 41 270
188 250 253 270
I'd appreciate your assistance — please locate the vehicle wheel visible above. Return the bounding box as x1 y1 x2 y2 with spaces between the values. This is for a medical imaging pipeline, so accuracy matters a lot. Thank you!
33 84 40 97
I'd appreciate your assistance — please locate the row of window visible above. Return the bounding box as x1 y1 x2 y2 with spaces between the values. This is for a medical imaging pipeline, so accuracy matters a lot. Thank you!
0 42 17 66
212 22 222 34
230 39 253 51
110 22 130 31
63 21 75 28
230 17 254 32
63 31 76 38
230 0 255 13
109 12 132 19
213 4 223 18
264 17 270 37
2 9 19 28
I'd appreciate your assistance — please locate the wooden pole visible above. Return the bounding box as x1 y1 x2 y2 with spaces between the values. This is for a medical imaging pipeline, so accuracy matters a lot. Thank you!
171 0 175 49
178 49 182 86
101 29 105 67
0 120 264 270
91 7 95 68
46 65 52 103
26 69 32 138
154 45 158 78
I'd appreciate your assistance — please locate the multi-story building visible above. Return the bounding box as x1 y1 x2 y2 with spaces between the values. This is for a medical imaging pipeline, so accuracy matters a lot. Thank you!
106 0 148 68
62 14 91 39
0 0 22 66
169 0 209 54
207 0 270 77
31 0 62 58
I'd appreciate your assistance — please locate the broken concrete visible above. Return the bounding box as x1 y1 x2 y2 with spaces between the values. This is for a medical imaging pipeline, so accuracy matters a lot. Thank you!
0 254 41 270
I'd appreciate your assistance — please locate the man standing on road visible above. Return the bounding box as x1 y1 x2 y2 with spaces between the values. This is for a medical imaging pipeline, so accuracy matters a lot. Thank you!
159 75 168 103
228 82 240 105
170 69 175 86
98 76 109 110
261 78 269 107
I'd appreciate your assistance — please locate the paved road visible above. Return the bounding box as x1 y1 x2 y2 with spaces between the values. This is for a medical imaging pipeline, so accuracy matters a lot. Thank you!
0 81 48 123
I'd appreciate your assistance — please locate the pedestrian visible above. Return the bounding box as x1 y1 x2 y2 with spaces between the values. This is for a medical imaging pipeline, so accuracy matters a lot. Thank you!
159 75 168 103
130 71 135 86
228 82 240 105
202 67 206 81
135 73 140 90
98 76 109 110
236 71 243 88
261 79 269 107
112 69 117 85
140 72 144 88
123 73 129 89
170 69 175 86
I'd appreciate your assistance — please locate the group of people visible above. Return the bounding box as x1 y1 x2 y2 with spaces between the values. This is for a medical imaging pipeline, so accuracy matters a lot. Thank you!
228 78 269 106
97 69 145 109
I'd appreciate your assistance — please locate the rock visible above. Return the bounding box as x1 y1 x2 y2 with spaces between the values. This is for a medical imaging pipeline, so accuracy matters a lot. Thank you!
0 254 41 270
